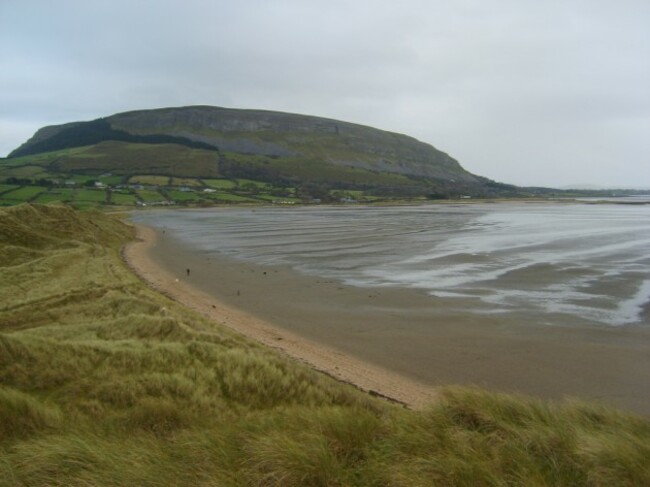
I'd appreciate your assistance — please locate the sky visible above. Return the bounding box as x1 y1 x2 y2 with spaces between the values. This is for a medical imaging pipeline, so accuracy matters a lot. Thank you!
1 0 649 188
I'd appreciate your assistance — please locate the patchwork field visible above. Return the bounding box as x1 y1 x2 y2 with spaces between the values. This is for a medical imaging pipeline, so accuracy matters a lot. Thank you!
136 189 168 203
110 191 138 205
129 175 171 186
31 189 75 205
1 185 46 201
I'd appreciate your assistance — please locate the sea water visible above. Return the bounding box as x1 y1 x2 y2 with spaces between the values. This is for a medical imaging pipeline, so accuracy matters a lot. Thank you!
133 203 650 326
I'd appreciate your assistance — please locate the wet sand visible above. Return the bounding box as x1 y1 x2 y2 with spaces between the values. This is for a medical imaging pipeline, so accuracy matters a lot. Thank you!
124 223 650 415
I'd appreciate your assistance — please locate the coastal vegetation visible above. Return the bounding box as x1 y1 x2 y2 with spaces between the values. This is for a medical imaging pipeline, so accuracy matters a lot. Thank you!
1 203 649 486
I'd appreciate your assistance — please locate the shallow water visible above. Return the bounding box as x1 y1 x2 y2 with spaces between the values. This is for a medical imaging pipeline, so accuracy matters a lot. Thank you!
133 203 650 327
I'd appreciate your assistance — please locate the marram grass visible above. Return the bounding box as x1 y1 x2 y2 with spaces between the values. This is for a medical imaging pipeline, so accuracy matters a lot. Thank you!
1 204 649 486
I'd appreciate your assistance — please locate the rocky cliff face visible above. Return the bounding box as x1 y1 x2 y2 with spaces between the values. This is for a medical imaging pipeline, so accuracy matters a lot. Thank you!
106 106 478 182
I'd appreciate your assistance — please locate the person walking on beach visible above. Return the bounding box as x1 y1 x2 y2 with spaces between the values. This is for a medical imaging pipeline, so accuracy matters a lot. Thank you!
186 268 190 277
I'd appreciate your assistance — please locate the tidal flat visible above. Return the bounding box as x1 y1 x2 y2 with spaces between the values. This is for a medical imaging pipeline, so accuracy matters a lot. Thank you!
133 202 650 414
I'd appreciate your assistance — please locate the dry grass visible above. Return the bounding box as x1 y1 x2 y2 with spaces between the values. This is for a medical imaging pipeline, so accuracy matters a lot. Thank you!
1 204 649 486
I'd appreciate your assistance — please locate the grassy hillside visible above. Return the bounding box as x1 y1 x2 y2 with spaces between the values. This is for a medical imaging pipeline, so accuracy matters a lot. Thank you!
4 141 221 178
6 106 506 199
12 107 471 181
1 204 649 486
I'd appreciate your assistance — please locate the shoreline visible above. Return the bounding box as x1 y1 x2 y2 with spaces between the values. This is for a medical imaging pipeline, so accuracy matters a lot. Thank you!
122 224 438 409
123 219 650 416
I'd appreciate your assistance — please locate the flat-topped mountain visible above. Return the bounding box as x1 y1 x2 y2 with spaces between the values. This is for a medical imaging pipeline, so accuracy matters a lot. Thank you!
8 106 508 196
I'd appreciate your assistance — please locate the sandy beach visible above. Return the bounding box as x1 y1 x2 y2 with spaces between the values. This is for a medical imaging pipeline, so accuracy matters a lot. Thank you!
123 224 438 408
124 221 650 415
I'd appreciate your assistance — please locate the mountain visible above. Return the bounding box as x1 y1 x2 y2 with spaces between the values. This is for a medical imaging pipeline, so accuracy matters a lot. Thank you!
7 106 511 197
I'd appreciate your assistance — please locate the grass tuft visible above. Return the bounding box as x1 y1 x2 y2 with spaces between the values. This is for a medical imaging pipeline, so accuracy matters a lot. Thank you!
0 386 62 440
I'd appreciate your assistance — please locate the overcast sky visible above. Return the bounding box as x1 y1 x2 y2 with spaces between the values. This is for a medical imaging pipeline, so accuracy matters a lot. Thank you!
1 0 649 187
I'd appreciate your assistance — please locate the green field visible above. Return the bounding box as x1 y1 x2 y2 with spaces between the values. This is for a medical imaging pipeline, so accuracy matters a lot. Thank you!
74 188 107 203
0 204 649 486
202 178 238 189
0 179 401 209
167 190 202 202
31 192 72 204
129 175 171 186
136 189 167 202
110 191 138 205
170 177 202 187
2 185 47 201
0 184 19 194
0 182 290 208
63 174 95 184
96 174 125 186
236 178 272 189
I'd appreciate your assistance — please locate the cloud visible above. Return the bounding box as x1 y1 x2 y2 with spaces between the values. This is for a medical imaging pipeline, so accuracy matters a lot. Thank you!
1 0 648 187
